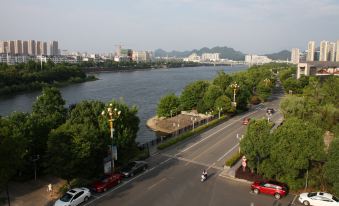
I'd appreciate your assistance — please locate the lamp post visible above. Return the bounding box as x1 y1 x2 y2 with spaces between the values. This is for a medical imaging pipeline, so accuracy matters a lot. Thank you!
217 107 223 119
102 103 121 174
230 82 240 108
263 78 270 87
30 154 40 181
191 117 196 131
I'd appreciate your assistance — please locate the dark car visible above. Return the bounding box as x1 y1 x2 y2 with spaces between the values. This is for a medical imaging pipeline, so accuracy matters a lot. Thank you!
121 161 148 177
242 117 251 125
251 180 288 199
91 173 123 193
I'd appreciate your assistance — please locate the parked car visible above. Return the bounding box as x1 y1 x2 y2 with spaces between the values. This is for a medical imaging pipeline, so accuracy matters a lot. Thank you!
242 117 251 125
298 192 339 206
251 180 288 199
54 187 91 206
121 161 148 177
90 173 123 193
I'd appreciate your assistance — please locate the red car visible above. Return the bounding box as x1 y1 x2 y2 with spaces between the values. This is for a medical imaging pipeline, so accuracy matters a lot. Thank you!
251 180 288 199
91 173 123 193
242 117 251 125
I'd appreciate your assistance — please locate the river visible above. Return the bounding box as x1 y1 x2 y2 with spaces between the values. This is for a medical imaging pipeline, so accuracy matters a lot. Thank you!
0 65 248 143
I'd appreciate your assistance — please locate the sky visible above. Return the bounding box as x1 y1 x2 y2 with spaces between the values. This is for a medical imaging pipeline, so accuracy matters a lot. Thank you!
1 0 339 54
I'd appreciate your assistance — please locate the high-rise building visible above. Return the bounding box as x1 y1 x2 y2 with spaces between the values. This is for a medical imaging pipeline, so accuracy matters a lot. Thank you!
14 40 23 55
28 40 36 56
42 42 48 55
329 42 336 62
50 41 59 56
319 40 329 61
36 41 42 55
336 40 339 62
22 41 29 55
306 41 315 61
291 48 300 64
0 41 6 53
9 41 15 54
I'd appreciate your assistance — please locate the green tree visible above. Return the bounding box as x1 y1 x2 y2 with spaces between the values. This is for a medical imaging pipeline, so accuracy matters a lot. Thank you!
256 79 272 101
157 93 180 117
180 80 210 110
202 85 223 112
240 119 272 172
0 117 26 190
324 138 339 196
214 95 234 113
212 71 232 92
265 118 325 189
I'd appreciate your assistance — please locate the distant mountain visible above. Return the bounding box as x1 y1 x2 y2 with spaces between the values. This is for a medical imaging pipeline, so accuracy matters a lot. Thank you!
154 46 246 61
154 47 291 61
265 50 291 61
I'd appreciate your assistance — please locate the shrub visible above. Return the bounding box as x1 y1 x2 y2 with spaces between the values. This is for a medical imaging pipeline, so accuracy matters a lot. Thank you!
225 151 242 167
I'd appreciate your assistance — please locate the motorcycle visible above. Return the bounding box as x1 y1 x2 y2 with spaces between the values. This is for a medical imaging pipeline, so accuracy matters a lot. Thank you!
201 173 207 182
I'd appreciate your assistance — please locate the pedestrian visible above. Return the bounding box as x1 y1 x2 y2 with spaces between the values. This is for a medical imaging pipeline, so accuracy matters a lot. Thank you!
47 183 53 197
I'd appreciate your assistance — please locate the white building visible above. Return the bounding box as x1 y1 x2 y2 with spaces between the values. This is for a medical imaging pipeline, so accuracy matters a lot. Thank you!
336 40 339 62
306 41 315 61
329 42 336 62
184 53 201 62
245 54 272 65
201 53 220 62
319 40 329 61
132 50 152 62
291 48 300 64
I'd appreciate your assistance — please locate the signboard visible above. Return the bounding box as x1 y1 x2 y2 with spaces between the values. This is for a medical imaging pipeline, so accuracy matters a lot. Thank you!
103 156 111 174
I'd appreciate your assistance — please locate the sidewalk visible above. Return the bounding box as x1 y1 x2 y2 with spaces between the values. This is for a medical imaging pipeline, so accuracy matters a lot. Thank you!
0 176 65 206
219 160 252 184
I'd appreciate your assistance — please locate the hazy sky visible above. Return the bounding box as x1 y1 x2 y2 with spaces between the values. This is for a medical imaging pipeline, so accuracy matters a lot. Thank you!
1 0 339 54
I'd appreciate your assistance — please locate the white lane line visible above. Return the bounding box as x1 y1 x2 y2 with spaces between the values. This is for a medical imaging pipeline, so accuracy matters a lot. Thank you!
163 154 223 170
147 178 166 190
217 143 239 162
179 110 258 154
83 157 173 206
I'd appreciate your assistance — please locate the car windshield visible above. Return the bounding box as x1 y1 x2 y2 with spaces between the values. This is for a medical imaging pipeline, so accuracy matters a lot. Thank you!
60 193 73 202
124 162 136 169
307 192 317 197
332 196 339 202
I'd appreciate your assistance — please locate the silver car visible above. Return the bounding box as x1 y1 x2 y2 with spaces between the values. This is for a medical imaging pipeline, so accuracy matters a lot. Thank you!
54 187 91 206
299 192 339 206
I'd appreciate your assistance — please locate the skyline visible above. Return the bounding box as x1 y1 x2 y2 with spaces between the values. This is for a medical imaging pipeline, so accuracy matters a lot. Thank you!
1 0 339 54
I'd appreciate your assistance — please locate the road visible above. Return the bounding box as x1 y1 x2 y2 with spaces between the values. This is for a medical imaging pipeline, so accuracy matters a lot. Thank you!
84 81 301 206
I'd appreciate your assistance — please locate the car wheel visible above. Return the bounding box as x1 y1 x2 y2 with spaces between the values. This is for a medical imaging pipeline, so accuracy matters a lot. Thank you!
274 193 281 199
253 188 259 194
143 166 147 171
118 180 121 184
103 188 107 192
303 200 310 206
84 196 89 202
131 173 134 177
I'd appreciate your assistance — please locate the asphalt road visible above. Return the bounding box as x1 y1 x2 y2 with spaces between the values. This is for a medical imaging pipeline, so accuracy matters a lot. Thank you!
84 81 301 206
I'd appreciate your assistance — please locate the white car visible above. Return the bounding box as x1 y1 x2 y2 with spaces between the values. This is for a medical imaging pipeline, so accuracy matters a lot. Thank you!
299 192 339 206
54 187 91 206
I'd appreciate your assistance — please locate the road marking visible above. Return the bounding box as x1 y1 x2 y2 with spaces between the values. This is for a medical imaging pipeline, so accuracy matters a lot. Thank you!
217 143 239 162
163 154 223 170
83 157 173 206
290 194 298 205
179 110 258 154
147 178 166 190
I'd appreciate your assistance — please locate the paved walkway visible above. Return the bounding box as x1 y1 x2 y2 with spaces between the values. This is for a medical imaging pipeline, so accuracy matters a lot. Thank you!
0 176 65 206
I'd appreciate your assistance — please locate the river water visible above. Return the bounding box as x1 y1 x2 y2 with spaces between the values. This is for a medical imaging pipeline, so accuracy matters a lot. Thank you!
0 65 248 143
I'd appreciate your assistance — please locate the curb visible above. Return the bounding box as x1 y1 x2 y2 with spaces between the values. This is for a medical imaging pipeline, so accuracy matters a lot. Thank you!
218 169 252 185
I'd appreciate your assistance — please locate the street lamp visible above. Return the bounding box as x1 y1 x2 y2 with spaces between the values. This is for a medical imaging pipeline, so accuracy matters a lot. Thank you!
263 78 270 87
102 103 121 174
230 82 240 108
191 117 197 131
30 154 40 181
217 107 223 119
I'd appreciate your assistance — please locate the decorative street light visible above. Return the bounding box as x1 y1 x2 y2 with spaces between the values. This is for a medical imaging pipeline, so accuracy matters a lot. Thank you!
102 103 121 174
191 117 197 131
217 107 223 119
230 82 240 108
263 78 270 86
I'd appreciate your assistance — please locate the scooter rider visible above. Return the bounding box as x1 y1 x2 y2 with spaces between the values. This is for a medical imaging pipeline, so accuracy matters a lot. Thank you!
202 169 207 178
